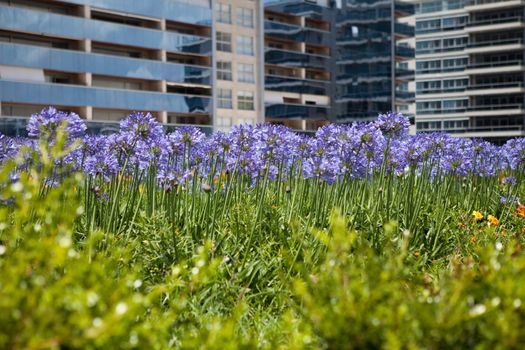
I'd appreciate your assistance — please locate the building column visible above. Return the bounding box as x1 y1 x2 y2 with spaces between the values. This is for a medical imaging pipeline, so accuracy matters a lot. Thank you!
78 5 92 120
79 106 93 120
159 111 168 124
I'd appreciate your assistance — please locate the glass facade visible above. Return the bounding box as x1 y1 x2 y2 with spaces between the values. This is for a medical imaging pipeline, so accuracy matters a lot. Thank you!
0 0 213 127
335 0 414 121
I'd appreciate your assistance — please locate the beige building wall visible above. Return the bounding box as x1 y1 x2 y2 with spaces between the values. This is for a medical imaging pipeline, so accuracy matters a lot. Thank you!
214 0 264 131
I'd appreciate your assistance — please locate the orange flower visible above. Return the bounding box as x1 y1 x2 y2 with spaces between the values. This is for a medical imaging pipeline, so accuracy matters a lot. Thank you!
414 251 420 257
517 204 525 218
487 215 499 226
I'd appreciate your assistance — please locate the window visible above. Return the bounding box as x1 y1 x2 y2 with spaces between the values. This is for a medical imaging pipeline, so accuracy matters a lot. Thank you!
216 31 232 52
217 61 232 81
237 35 254 56
238 63 255 83
216 3 231 24
237 7 254 28
217 117 232 127
238 91 254 110
217 88 233 109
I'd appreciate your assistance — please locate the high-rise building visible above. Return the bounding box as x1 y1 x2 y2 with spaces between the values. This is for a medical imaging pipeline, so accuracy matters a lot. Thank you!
335 0 415 123
263 0 415 131
0 0 415 135
412 0 525 141
0 0 214 134
263 0 336 131
214 0 265 130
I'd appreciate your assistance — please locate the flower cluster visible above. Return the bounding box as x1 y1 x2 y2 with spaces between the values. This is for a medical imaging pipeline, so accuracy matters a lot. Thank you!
2 108 525 186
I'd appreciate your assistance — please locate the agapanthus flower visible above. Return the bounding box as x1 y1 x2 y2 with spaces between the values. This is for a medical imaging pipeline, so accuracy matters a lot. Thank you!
27 107 86 140
502 176 517 186
375 111 410 138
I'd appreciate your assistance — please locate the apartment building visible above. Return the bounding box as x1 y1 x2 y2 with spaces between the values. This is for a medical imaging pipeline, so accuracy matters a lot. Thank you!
335 0 415 123
214 0 265 130
263 0 336 131
263 0 415 130
0 0 214 134
412 0 525 141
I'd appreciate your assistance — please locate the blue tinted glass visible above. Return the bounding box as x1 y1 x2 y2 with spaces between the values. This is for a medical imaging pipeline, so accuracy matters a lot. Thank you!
65 0 212 26
0 81 212 114
0 6 212 54
0 43 211 85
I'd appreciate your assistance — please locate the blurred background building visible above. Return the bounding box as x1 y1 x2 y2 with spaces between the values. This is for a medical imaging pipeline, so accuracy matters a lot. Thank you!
0 0 420 135
0 0 217 134
410 0 525 142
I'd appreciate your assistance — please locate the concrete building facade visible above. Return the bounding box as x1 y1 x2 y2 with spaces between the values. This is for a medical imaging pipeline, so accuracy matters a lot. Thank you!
214 0 265 130
411 0 525 141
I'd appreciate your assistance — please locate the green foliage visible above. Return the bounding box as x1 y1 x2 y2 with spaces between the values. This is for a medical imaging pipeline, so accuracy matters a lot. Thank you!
2 128 525 348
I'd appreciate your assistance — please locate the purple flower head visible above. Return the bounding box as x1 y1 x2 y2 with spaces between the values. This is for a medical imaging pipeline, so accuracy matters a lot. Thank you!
27 107 86 140
0 134 21 163
375 111 410 138
119 112 164 144
502 176 517 186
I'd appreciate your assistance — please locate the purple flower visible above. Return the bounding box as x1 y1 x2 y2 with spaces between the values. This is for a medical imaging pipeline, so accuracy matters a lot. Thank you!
27 107 86 140
502 176 517 186
375 112 411 138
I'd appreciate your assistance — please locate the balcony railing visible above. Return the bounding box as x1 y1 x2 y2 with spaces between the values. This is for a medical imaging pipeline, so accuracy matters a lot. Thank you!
467 0 523 5
418 103 525 115
421 125 524 134
467 16 524 27
467 81 524 89
416 45 466 55
395 22 415 37
467 38 523 48
0 116 215 137
416 66 466 74
265 75 328 95
396 68 415 79
265 103 330 120
395 91 416 100
469 103 524 111
467 60 524 69
396 46 415 58
264 47 330 69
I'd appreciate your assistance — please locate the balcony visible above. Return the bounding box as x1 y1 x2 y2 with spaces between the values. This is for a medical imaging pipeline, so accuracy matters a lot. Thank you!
0 116 215 137
0 5 212 54
466 0 525 10
467 59 524 69
396 68 415 80
466 38 524 54
469 103 524 112
395 1 415 16
396 46 415 59
265 75 328 95
277 2 328 17
0 42 212 86
0 80 212 114
416 45 466 55
467 16 523 31
264 21 331 46
395 23 415 37
467 81 524 90
63 0 212 26
395 91 415 102
265 103 330 120
264 48 330 69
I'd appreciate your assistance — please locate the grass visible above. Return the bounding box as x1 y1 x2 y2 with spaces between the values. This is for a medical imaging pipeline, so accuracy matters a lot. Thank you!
1 128 525 349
